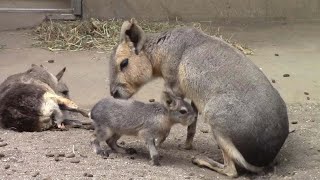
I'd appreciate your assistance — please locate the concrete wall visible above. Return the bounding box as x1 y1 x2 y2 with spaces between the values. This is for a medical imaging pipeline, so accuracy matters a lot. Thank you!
83 0 320 23
0 0 71 31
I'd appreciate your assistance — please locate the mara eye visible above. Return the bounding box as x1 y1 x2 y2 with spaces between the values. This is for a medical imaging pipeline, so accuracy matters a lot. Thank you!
179 109 187 114
120 58 129 71
61 90 69 95
166 99 173 105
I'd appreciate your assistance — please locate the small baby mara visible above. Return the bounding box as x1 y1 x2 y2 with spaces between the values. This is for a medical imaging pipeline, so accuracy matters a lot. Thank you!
90 92 196 165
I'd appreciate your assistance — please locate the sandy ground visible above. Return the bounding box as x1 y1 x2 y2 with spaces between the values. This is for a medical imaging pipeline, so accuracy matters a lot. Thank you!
0 22 320 180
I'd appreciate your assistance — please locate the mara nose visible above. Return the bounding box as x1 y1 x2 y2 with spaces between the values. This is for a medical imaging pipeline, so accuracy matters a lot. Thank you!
111 89 120 98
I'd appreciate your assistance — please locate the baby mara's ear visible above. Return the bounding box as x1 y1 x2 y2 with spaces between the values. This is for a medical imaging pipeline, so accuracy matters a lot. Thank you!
161 91 181 110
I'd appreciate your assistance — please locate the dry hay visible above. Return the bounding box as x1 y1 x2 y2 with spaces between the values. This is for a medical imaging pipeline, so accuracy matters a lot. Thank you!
33 19 253 55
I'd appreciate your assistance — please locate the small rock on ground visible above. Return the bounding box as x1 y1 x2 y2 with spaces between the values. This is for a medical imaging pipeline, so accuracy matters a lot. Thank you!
283 74 290 77
200 129 209 133
57 153 65 157
66 153 75 158
0 153 5 158
31 171 40 177
4 164 10 169
0 142 8 147
45 153 55 157
80 154 87 158
70 159 80 163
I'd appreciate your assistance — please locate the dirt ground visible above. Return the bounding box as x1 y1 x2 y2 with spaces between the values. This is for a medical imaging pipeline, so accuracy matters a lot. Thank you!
0 22 320 180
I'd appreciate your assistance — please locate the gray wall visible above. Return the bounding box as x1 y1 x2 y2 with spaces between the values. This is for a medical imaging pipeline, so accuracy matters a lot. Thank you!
83 0 320 23
0 0 71 31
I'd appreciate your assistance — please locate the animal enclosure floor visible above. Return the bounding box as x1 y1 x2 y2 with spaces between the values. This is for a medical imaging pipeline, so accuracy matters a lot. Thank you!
0 22 320 180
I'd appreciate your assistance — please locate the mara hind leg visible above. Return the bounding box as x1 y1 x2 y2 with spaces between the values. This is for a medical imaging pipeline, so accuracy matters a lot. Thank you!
192 130 262 177
185 101 198 150
39 98 64 129
43 92 89 117
192 133 238 177
106 134 137 155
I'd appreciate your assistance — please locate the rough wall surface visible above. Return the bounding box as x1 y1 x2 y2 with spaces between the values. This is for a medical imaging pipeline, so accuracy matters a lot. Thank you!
83 0 320 22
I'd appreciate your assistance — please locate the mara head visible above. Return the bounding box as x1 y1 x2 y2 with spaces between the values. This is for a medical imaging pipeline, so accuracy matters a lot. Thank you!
161 91 196 126
29 64 69 98
109 19 153 99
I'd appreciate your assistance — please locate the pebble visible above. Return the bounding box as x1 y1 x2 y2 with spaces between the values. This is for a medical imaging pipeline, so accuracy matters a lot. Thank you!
283 74 290 77
291 121 298 124
307 97 310 100
54 157 60 162
83 173 88 176
271 79 276 83
31 171 40 177
0 153 5 158
86 174 93 177
0 138 3 142
58 153 65 157
128 156 135 160
80 154 88 158
70 159 80 163
4 164 10 169
43 177 52 180
188 172 195 176
66 153 75 158
149 99 155 102
45 153 55 157
0 142 8 147
304 92 309 95
275 53 279 56
47 60 55 63
200 129 209 133
289 129 296 133
184 176 191 179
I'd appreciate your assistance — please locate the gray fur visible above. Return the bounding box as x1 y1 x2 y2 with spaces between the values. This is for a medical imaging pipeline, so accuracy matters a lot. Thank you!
90 94 196 165
109 22 289 175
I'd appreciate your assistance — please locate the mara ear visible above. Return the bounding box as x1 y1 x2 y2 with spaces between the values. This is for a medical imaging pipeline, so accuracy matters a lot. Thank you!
39 64 49 70
56 67 66 81
161 91 177 110
120 18 146 55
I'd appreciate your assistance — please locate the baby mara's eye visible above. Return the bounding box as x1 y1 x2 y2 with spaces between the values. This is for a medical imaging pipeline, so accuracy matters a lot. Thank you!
120 58 129 71
179 109 187 114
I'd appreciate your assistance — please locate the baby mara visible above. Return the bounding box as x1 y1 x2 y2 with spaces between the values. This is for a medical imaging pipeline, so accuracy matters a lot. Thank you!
90 92 196 165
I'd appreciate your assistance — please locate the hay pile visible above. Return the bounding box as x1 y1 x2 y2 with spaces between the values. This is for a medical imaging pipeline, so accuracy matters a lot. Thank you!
33 19 253 55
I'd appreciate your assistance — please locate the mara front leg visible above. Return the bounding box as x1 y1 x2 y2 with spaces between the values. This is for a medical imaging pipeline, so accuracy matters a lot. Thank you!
145 137 160 166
